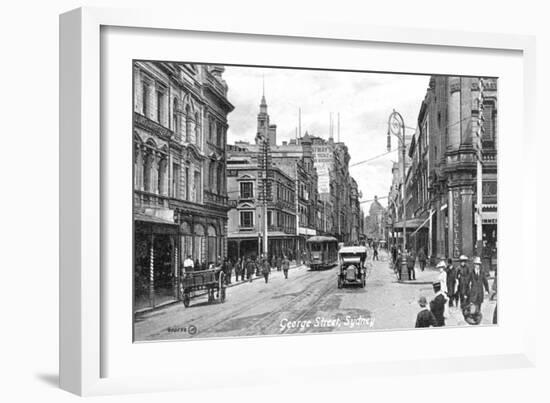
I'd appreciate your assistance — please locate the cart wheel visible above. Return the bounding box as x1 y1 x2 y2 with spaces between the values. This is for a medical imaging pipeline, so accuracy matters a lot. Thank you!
183 293 190 307
220 287 226 303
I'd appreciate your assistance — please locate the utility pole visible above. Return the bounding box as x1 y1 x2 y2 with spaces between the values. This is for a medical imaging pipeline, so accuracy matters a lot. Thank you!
387 109 408 281
475 78 485 258
258 136 271 257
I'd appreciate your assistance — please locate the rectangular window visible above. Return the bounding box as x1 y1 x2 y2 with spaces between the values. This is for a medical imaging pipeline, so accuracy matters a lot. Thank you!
240 211 253 228
185 167 189 201
240 182 253 199
267 211 273 226
194 171 201 202
142 82 149 117
156 90 164 124
172 163 180 198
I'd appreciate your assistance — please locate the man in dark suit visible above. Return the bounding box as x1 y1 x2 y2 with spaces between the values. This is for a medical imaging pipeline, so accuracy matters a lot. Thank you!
430 282 448 327
446 258 459 307
415 296 437 328
466 256 489 312
456 255 471 308
406 249 416 280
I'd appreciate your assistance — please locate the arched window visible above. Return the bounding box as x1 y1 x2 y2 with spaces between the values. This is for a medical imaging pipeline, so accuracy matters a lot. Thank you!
185 105 191 143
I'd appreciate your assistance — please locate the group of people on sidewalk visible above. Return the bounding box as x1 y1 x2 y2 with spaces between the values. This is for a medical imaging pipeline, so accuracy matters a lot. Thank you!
182 254 292 285
390 246 428 281
239 254 292 284
415 254 497 328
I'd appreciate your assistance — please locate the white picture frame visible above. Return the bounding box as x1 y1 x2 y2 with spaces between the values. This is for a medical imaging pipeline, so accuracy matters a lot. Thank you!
60 6 537 396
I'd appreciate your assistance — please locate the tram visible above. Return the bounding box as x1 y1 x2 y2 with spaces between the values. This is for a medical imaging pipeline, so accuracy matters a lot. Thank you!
305 236 339 270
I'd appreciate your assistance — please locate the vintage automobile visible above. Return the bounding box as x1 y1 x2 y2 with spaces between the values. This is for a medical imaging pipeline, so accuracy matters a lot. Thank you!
337 246 368 288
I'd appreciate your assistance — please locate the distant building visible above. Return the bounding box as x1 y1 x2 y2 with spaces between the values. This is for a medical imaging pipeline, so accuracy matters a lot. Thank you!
364 196 386 241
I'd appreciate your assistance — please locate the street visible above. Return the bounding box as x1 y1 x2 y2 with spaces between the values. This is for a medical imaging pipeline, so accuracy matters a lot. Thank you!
134 251 497 341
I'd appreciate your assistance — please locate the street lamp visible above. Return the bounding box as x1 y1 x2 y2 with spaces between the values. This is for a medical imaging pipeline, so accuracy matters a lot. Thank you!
387 109 408 280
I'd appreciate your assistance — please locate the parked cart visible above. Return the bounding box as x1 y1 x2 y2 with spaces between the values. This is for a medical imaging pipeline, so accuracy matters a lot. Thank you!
179 268 226 307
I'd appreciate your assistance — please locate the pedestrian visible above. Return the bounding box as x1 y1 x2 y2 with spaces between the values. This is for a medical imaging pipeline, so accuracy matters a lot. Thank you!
235 257 242 282
465 256 489 320
276 255 282 272
437 260 448 294
255 255 262 277
415 296 437 328
395 247 403 280
456 255 471 308
282 255 290 279
406 249 416 280
246 257 255 282
446 258 459 308
429 281 448 327
391 245 397 266
372 242 379 261
261 256 270 283
183 255 194 273
418 248 427 271
225 258 233 285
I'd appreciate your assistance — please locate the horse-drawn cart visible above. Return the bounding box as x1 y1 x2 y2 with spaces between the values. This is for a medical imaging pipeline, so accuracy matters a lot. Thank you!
179 268 226 307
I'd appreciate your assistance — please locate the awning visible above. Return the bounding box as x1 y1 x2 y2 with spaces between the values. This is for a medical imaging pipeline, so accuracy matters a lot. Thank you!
392 217 428 231
134 212 176 226
410 210 434 236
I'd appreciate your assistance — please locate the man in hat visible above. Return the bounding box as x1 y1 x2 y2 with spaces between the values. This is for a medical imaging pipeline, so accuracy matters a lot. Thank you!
429 281 448 327
282 255 290 279
437 260 448 294
456 255 471 308
183 255 194 273
417 248 427 271
415 296 437 328
406 249 416 280
465 256 490 314
446 258 459 308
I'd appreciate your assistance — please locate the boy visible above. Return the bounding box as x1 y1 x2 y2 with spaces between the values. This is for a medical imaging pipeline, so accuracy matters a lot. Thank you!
415 296 437 328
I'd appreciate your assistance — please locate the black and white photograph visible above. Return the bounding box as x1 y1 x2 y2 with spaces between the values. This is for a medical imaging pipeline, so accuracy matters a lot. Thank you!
132 61 498 342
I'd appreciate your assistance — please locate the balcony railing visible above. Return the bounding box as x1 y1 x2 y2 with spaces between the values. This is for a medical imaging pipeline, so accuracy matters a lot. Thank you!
204 190 228 206
134 112 174 140
134 189 170 209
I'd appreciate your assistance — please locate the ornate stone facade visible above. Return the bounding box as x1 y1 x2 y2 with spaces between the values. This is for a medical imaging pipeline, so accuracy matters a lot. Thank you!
133 61 233 310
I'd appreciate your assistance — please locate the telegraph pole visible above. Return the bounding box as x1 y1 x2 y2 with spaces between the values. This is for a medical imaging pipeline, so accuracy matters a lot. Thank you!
475 78 485 258
387 109 408 280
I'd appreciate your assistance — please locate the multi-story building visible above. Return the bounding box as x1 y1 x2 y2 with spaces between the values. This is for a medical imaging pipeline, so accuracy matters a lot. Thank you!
391 76 497 267
310 134 355 243
226 146 297 260
133 61 233 310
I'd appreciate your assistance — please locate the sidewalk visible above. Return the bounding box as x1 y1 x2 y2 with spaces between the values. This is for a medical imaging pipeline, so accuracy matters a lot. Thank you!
135 262 305 315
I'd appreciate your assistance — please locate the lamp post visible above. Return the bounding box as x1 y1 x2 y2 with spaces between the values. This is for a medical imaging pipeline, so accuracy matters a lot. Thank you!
387 109 408 280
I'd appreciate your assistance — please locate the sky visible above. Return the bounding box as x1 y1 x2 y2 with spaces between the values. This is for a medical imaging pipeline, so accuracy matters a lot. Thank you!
222 65 430 214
